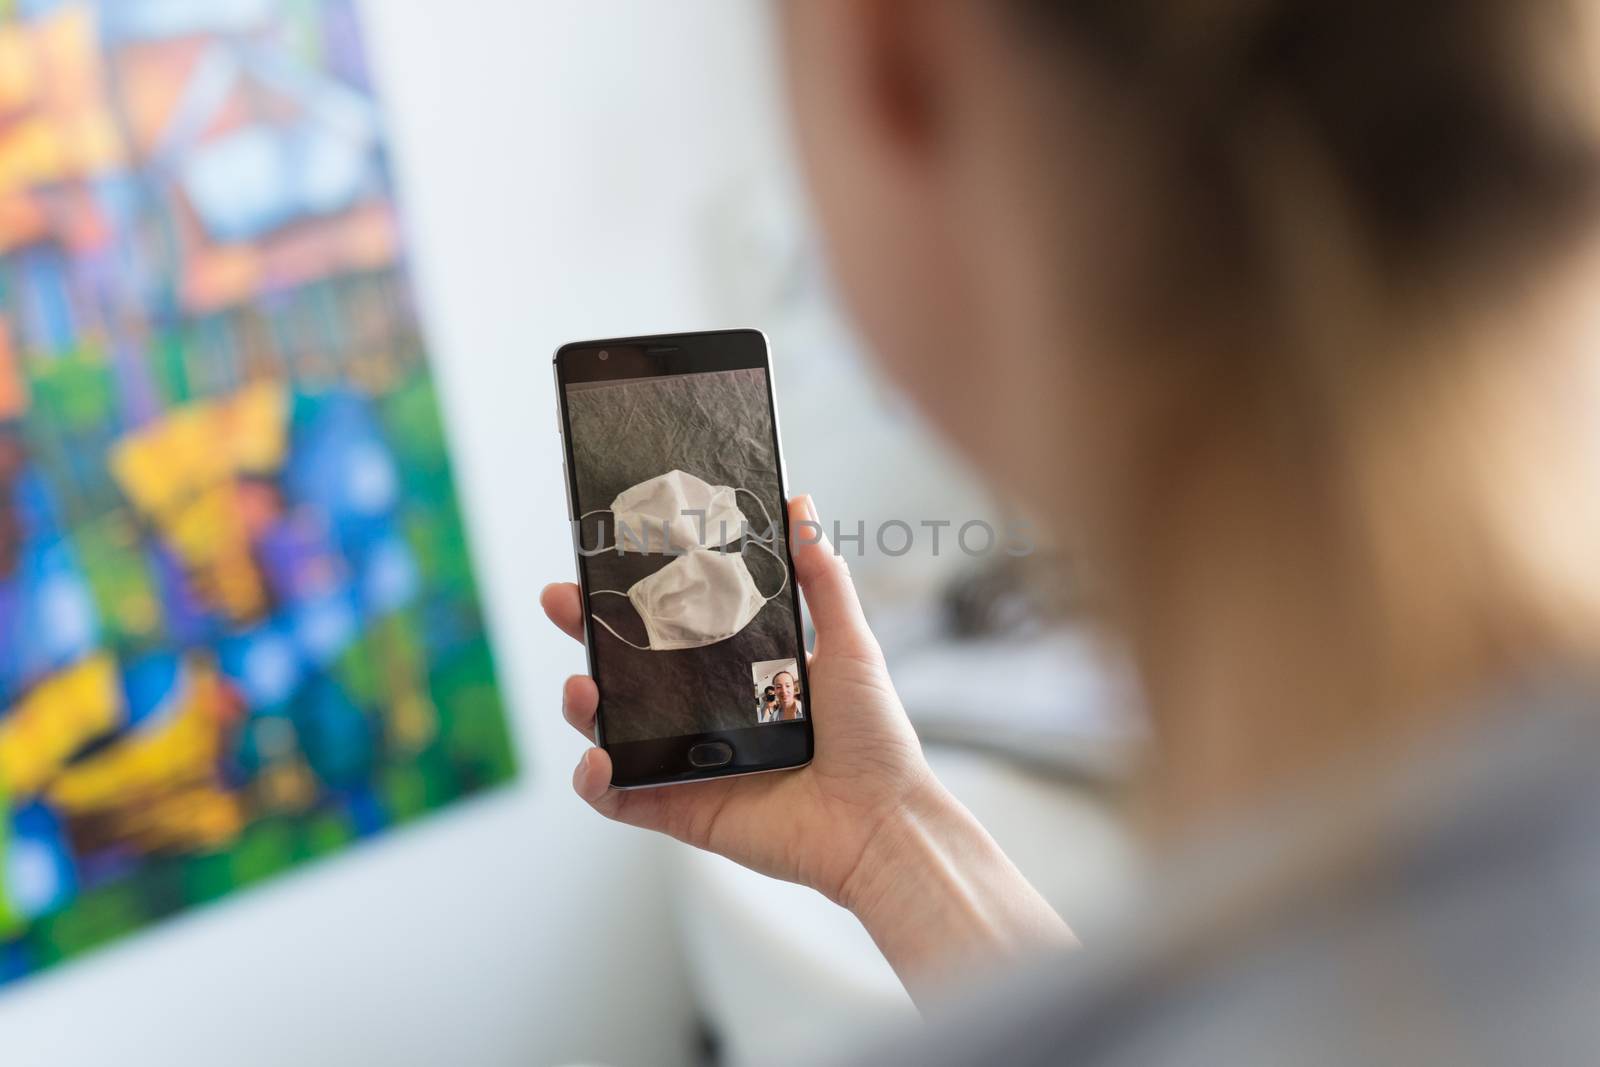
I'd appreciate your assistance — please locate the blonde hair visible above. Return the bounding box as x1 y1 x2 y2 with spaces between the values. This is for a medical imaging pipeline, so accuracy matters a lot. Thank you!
1008 0 1600 296
1007 1 1600 718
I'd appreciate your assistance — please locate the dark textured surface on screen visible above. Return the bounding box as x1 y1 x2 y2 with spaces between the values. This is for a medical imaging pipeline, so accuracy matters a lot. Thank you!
567 369 799 742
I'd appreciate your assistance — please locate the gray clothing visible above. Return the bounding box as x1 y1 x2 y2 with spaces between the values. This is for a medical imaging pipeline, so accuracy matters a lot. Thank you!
853 675 1600 1065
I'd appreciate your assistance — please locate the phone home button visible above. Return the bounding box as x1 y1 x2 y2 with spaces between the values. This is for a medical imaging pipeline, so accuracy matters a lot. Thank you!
687 741 734 769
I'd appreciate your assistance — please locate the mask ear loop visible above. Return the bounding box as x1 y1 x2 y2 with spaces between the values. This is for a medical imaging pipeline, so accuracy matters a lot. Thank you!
745 540 791 602
733 489 779 544
588 589 652 650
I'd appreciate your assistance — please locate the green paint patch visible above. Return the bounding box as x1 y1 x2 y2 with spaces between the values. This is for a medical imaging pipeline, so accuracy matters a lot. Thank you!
380 765 428 822
29 883 148 963
72 509 164 646
301 812 354 859
29 350 116 433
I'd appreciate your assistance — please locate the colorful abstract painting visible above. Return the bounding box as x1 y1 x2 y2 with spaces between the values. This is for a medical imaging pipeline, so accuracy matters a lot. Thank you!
0 0 515 986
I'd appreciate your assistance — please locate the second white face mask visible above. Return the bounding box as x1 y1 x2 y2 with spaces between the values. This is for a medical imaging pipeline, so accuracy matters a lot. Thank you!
589 542 789 651
581 469 774 553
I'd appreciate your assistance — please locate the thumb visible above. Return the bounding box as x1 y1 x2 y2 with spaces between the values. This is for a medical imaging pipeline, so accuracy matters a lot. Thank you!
787 496 882 662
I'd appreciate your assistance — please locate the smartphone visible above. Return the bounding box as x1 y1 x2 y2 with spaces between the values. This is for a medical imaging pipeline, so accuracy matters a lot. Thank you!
553 329 814 788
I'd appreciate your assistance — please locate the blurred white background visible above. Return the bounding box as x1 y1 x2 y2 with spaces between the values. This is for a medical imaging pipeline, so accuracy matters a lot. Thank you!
0 3 1135 1064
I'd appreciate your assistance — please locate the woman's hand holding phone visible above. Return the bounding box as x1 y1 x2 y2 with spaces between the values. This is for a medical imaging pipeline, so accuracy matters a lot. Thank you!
542 496 1075 1003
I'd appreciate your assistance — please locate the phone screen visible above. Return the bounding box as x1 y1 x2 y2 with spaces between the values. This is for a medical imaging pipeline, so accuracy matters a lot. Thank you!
555 331 812 785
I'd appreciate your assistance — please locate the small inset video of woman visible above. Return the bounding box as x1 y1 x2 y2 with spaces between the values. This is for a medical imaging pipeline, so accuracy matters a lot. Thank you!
751 658 803 724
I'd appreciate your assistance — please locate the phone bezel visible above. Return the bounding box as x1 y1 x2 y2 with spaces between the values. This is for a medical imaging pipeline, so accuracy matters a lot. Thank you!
552 328 814 789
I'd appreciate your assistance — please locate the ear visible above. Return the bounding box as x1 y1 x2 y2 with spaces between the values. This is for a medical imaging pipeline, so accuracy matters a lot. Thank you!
780 0 1006 442
782 0 964 175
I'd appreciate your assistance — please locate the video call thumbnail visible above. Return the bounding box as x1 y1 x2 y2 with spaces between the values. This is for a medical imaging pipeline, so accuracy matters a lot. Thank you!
752 658 804 724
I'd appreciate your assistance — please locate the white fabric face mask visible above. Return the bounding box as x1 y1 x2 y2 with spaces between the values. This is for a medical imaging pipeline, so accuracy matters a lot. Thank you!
581 469 774 554
590 542 789 651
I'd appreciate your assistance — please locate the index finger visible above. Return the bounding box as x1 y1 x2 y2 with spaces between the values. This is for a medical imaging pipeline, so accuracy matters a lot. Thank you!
540 582 586 645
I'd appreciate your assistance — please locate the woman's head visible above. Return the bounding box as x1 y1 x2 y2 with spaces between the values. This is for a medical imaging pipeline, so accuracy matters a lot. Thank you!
773 671 798 705
782 0 1600 525
782 0 1600 805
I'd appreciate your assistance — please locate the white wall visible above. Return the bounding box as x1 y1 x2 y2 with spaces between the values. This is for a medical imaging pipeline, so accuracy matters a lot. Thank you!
0 2 786 1063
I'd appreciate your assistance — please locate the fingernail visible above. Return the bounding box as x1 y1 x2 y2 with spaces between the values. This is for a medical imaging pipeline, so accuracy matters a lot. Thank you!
803 494 820 523
572 750 592 794
575 749 610 802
